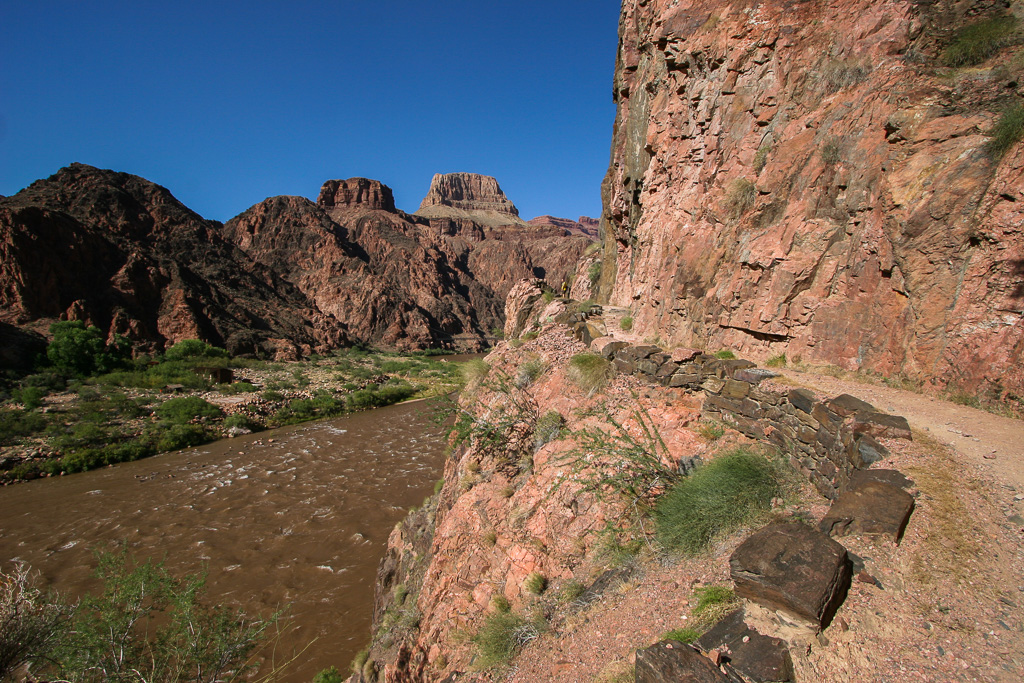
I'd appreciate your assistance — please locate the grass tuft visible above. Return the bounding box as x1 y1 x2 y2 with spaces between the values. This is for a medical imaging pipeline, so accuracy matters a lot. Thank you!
567 353 613 396
723 179 757 220
523 571 547 595
940 14 1018 67
619 316 633 331
655 449 780 554
987 102 1024 160
765 353 788 368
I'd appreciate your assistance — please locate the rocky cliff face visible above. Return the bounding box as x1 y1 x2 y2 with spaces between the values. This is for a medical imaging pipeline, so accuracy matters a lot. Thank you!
0 164 336 359
599 0 1024 399
0 166 593 360
416 173 527 227
527 215 601 239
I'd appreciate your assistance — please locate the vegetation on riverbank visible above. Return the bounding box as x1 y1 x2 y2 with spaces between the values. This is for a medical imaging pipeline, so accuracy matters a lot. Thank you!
0 326 465 483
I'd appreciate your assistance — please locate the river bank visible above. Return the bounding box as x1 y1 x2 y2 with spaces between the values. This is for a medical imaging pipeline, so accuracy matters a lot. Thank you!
0 347 467 484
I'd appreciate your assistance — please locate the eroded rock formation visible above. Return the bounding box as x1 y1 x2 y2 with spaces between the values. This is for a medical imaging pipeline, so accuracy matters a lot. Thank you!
416 172 526 227
527 214 601 239
599 0 1024 397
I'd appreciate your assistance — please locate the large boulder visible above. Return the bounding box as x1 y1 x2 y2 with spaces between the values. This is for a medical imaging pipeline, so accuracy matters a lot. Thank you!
730 523 851 630
695 609 794 683
819 478 915 543
635 641 734 683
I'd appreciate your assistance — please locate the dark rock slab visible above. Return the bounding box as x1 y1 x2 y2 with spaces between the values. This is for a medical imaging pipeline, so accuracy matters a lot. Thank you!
730 523 851 630
734 367 779 383
635 641 733 683
829 393 877 417
849 434 889 468
594 339 629 359
845 468 914 491
788 388 816 413
853 411 912 440
819 479 915 543
632 344 663 360
695 609 794 683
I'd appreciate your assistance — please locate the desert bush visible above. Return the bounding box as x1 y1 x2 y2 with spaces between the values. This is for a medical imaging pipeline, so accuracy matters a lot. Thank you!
619 316 633 331
0 408 48 446
713 349 736 360
223 414 260 432
588 261 602 285
0 562 74 680
542 291 555 304
940 14 1018 67
472 611 542 670
567 353 612 396
691 585 738 624
533 410 564 450
753 144 771 174
723 179 757 220
163 339 229 361
558 580 587 603
523 572 547 595
820 59 870 92
820 138 842 166
460 359 491 387
697 421 725 441
261 389 285 402
153 424 211 452
217 381 257 395
655 449 780 554
155 396 222 424
313 665 345 683
12 386 45 410
576 299 599 314
988 102 1024 160
521 331 539 341
515 359 546 389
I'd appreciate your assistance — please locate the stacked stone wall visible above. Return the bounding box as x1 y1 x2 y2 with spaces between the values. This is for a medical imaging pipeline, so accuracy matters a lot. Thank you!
564 311 910 500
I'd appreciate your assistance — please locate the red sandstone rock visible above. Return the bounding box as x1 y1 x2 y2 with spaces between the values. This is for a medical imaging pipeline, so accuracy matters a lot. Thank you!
527 215 600 239
599 0 1024 397
317 177 395 212
416 172 525 227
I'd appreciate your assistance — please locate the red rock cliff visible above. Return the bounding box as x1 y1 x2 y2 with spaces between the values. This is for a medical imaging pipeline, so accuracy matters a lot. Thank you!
600 0 1024 398
416 173 527 227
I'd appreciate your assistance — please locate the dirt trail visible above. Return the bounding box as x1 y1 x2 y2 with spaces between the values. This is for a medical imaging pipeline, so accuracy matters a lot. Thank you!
781 369 1024 492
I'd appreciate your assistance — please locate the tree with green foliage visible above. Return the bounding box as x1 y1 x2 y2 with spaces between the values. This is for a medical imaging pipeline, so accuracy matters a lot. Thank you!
46 321 129 377
156 397 223 424
164 339 229 361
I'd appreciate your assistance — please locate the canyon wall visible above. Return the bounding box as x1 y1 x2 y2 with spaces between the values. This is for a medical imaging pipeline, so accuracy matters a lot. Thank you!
599 0 1024 398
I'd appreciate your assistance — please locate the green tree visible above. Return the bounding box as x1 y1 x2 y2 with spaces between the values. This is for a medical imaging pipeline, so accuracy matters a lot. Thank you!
164 339 229 361
46 321 129 377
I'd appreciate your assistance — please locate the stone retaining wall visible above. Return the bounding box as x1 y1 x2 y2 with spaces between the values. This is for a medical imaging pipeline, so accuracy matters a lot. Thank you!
563 310 911 500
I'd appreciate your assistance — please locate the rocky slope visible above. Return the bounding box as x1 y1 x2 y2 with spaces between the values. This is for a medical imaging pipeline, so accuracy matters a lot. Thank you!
526 215 601 239
597 0 1024 400
0 163 335 360
0 165 593 361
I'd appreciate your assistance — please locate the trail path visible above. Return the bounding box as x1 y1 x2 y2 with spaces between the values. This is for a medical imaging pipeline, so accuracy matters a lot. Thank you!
781 369 1024 492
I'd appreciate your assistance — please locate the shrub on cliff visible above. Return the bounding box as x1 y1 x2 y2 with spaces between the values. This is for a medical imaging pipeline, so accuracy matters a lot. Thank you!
723 179 757 220
940 14 1018 67
472 611 542 670
655 449 780 555
988 102 1024 160
567 353 612 396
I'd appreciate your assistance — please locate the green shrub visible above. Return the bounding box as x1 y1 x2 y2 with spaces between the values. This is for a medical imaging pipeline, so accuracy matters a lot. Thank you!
655 449 780 554
692 585 736 622
697 421 725 441
940 14 1018 67
164 339 229 361
723 179 757 220
661 627 700 644
155 397 222 424
765 353 788 368
0 408 48 446
223 414 260 432
521 331 539 341
588 261 602 285
217 381 257 394
515 359 545 388
261 390 284 402
567 353 612 396
576 299 598 314
12 386 46 409
619 316 633 331
713 349 736 360
988 102 1024 160
460 359 491 386
313 665 345 683
154 424 211 452
471 611 541 670
542 291 555 304
523 572 547 595
490 594 511 613
558 580 586 603
46 321 129 377
533 410 564 449
350 649 370 675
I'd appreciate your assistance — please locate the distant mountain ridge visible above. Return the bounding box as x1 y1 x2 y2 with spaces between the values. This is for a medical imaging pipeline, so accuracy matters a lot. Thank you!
0 165 592 363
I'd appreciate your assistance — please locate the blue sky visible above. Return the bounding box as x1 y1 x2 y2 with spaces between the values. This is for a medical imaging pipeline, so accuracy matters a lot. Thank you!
0 1 621 222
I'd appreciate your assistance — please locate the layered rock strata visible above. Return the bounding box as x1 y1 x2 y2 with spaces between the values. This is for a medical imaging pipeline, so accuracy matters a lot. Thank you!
599 0 1024 397
416 172 527 227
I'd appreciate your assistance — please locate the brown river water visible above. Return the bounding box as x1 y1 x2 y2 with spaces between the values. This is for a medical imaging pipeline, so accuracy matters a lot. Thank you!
0 398 449 682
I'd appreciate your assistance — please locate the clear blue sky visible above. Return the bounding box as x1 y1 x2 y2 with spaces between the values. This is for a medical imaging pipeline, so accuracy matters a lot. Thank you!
0 1 621 222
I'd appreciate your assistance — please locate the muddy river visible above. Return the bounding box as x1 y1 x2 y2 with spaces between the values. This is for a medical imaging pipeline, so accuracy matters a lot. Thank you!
0 398 449 682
